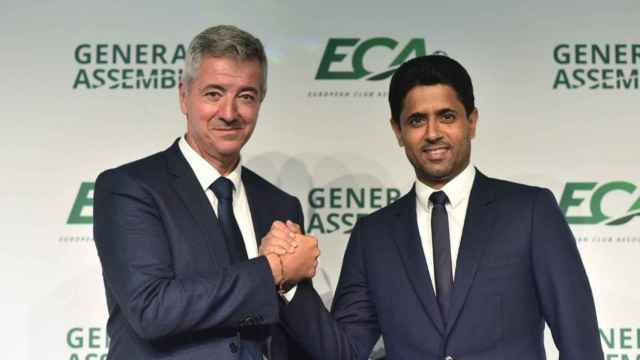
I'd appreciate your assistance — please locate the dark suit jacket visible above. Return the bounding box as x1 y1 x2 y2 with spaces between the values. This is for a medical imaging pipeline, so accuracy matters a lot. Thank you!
93 140 307 359
282 171 603 360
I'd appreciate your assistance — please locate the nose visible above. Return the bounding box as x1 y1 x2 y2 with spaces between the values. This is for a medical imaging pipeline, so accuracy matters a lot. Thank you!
218 96 238 123
425 118 442 142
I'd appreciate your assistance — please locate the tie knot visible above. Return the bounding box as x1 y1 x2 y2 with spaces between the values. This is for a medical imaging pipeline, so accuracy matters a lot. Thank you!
210 177 235 200
429 191 448 206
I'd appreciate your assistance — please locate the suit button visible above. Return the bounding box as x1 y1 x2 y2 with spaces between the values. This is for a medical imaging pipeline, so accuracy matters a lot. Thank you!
241 315 257 326
229 342 238 353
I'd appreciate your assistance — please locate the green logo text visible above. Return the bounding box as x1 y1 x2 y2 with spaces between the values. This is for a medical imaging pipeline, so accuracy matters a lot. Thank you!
316 38 426 81
560 181 640 225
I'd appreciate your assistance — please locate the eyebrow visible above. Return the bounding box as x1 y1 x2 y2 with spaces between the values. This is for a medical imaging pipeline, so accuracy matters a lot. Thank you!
201 84 259 95
436 108 457 116
405 108 457 120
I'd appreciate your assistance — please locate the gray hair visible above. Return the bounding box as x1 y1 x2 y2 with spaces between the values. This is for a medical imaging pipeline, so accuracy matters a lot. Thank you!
182 25 268 99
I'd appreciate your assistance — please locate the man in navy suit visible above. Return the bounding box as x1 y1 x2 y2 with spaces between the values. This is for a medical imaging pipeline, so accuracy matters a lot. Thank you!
279 55 604 359
93 25 318 359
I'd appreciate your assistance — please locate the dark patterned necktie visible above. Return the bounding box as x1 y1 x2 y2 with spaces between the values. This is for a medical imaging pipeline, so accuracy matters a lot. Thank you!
210 177 248 264
210 177 262 359
430 191 453 322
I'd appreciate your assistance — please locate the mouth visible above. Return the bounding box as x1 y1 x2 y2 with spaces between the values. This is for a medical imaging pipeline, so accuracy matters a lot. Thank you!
212 126 244 132
422 146 451 160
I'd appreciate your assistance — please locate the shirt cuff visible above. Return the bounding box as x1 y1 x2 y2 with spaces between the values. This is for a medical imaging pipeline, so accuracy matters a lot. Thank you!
281 284 298 303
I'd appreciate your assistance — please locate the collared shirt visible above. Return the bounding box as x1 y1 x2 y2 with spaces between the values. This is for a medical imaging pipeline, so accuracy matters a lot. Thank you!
415 164 476 292
179 136 259 259
179 136 297 303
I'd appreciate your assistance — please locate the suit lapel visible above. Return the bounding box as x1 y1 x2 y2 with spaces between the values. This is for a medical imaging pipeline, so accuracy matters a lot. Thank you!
241 168 272 247
165 140 231 267
392 189 445 335
445 171 496 334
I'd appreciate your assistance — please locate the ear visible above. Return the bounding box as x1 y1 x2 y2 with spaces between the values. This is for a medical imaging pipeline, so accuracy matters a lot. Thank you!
179 81 188 116
390 118 404 147
468 108 478 139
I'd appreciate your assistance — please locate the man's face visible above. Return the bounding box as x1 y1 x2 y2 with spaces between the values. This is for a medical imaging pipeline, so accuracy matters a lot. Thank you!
391 84 478 189
179 56 263 167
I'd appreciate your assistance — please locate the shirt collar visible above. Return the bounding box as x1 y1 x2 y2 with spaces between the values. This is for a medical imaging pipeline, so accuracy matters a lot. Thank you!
415 163 476 212
178 135 243 193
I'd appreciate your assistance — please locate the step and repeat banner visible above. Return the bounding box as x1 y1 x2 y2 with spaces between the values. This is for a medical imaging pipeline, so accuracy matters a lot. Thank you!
1 0 638 358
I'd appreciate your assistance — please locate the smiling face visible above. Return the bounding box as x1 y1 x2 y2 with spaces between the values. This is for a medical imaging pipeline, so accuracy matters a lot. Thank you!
179 56 263 174
391 84 478 189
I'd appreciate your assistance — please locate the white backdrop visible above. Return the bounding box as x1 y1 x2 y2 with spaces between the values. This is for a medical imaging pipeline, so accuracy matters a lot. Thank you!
1 0 638 358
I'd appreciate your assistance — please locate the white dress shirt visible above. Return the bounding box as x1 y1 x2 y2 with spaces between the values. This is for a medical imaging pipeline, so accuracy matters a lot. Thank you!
179 137 259 259
415 164 476 292
179 137 297 303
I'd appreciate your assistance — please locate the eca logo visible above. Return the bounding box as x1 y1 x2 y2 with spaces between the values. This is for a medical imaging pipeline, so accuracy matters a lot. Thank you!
315 38 427 81
68 182 94 224
559 182 640 225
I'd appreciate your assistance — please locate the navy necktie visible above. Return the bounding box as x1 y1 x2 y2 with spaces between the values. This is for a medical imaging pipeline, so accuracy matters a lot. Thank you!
430 191 453 322
210 178 262 359
210 177 248 264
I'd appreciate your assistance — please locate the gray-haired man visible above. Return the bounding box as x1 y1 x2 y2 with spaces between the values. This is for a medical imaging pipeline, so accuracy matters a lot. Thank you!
94 25 318 359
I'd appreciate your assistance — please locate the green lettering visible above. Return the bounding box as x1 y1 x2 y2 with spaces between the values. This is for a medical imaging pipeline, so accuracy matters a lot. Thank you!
307 213 325 234
591 181 636 224
172 44 186 64
387 188 401 204
559 182 597 224
67 327 83 348
553 69 571 89
553 44 570 64
315 38 360 80
308 188 325 208
621 328 632 349
352 37 398 79
600 328 615 348
346 188 365 208
161 69 177 88
73 69 91 89
326 213 340 233
67 182 94 224
329 188 342 209
136 44 148 64
370 188 383 208
75 44 91 64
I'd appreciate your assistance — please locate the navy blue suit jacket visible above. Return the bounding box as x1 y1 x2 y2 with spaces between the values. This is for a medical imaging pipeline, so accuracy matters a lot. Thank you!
93 140 308 359
283 171 603 360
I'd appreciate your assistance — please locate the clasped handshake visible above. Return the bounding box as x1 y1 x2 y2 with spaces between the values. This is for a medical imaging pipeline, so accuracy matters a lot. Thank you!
259 220 320 289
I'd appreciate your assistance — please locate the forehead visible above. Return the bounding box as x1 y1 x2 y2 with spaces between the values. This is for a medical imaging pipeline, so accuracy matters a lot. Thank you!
401 84 465 117
193 56 263 88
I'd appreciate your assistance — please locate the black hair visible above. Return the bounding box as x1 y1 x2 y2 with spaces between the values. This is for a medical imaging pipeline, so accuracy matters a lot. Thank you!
388 55 475 125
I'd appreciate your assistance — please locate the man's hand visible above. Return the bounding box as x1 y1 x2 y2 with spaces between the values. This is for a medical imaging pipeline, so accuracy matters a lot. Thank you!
281 233 320 285
262 220 302 285
260 221 299 256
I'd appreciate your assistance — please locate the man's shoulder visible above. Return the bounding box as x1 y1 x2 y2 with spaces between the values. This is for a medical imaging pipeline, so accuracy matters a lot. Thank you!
95 144 173 190
356 189 412 228
241 166 298 202
481 173 548 200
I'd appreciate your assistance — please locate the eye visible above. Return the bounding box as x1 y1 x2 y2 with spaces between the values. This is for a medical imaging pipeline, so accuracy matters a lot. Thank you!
406 115 425 127
204 91 223 100
441 111 456 123
238 93 257 103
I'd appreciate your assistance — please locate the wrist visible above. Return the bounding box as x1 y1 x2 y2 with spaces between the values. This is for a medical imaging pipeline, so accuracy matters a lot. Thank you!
265 253 284 285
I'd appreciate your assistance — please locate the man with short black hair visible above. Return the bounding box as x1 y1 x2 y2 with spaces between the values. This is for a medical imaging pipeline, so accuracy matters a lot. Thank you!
93 25 318 359
279 55 604 359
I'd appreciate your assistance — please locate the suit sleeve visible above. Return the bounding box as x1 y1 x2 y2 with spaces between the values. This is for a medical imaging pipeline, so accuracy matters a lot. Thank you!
531 188 604 359
93 169 279 341
281 219 380 360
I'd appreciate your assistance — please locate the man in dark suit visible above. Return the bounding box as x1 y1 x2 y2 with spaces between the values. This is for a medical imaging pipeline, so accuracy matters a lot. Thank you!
278 55 604 359
93 25 318 359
